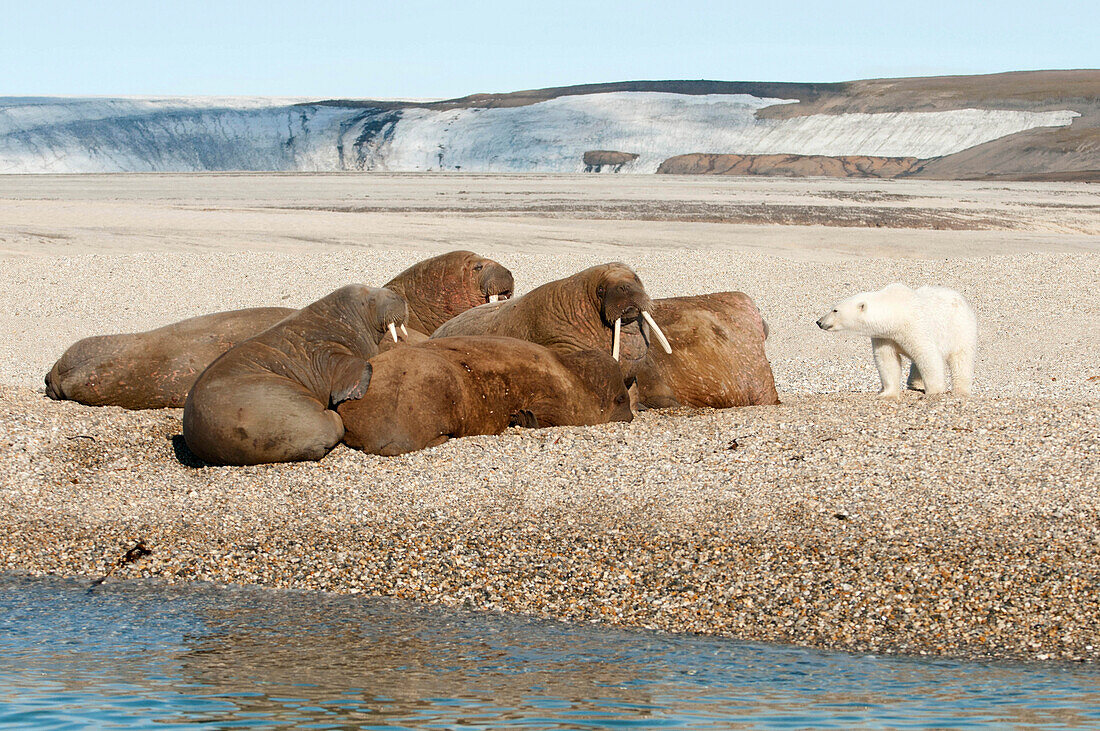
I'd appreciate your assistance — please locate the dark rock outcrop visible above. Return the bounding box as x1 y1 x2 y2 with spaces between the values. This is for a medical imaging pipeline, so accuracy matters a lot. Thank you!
583 150 639 172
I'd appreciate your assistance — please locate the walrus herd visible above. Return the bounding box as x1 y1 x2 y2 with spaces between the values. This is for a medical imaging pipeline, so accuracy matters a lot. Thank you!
45 250 779 465
43 251 510 409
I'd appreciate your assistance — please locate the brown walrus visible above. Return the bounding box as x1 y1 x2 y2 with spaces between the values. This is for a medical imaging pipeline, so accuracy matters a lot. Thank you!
338 336 633 456
44 251 513 409
182 285 407 466
633 292 780 409
430 263 672 385
44 307 294 410
384 249 514 334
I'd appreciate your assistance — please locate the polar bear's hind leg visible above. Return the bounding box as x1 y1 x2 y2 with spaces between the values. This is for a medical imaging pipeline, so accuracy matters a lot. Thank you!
906 343 947 396
947 349 974 396
906 362 925 392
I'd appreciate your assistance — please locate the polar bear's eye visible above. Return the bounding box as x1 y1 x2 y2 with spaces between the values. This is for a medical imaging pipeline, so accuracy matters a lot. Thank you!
832 309 838 313
858 303 866 311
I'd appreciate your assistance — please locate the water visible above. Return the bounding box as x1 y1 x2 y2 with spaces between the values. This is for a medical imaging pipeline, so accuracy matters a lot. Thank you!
2 575 1099 729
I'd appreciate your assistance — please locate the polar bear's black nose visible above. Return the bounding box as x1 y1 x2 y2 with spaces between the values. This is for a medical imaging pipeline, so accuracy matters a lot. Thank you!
816 318 825 329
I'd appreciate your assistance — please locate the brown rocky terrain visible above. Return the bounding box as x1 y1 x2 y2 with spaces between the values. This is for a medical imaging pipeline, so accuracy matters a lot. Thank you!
752 71 1100 181
657 153 924 178
646 73 1100 182
914 121 1100 181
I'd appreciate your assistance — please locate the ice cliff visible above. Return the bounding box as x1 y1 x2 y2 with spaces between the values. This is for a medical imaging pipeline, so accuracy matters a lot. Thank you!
0 93 1079 173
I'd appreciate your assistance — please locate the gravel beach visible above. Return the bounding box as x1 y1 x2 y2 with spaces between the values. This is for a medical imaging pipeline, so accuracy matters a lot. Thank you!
1 173 1098 661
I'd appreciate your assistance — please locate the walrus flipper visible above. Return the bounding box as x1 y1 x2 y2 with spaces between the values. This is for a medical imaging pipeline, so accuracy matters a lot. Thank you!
329 358 373 408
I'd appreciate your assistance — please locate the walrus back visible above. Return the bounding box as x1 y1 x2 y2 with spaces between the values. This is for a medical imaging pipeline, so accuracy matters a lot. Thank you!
640 292 779 408
430 300 510 338
43 307 296 409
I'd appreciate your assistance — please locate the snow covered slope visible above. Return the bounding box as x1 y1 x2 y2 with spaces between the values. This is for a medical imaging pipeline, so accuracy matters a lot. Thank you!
0 92 1079 174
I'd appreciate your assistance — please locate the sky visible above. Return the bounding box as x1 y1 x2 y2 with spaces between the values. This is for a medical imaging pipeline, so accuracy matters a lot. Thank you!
2 0 1097 99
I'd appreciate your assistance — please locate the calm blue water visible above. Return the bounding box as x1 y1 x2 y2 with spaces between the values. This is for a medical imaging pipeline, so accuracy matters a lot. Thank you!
2 574 1099 729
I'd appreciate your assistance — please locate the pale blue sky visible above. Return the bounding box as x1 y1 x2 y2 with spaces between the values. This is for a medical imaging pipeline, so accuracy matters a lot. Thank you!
2 0 1096 98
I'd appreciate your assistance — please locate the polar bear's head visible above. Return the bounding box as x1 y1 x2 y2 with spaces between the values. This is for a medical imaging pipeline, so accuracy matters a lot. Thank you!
817 283 913 336
816 295 869 333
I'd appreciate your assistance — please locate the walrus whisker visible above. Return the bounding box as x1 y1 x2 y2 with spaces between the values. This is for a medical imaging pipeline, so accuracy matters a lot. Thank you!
400 323 408 337
389 322 399 343
642 311 673 354
612 317 621 361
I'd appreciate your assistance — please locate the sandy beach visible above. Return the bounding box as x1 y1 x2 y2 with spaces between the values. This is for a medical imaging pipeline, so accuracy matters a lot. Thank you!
1 173 1098 661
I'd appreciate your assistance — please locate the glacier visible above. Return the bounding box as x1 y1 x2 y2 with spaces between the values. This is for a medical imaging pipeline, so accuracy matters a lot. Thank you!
0 92 1079 174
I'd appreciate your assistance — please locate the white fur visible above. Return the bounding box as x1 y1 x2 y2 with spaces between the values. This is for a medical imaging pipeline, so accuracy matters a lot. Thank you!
817 283 978 398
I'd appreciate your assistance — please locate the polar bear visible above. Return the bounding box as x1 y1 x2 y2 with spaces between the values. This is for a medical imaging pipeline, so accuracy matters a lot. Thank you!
816 283 977 398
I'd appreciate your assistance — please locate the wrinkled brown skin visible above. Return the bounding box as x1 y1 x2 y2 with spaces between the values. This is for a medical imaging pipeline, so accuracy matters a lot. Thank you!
383 250 514 335
431 263 658 384
44 251 512 410
182 285 407 466
338 336 633 456
633 293 780 409
44 307 294 409
381 327 428 351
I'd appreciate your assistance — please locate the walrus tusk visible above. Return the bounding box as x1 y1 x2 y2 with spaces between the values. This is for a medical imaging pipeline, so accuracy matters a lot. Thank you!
642 310 672 354
389 322 399 342
400 323 408 337
612 317 621 361
489 294 499 303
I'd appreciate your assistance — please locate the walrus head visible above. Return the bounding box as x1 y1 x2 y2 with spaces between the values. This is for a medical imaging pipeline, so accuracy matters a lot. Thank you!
373 287 412 344
305 284 411 355
558 350 635 425
590 263 672 367
384 250 514 333
473 256 515 306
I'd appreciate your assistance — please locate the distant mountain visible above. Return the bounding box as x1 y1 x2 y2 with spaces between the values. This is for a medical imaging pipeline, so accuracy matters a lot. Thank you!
2 71 1097 179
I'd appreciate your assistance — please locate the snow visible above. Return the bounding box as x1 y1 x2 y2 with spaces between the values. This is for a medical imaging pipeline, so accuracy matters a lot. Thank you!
375 93 1079 172
0 92 1079 173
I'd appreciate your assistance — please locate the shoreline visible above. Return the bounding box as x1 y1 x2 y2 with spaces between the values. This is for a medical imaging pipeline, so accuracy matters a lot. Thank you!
3 386 1097 663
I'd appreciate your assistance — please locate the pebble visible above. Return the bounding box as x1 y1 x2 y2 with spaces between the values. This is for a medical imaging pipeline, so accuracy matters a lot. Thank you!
1 386 1097 662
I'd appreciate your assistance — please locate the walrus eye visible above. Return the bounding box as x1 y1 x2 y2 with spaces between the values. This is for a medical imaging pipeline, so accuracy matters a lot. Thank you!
597 286 606 297
473 263 484 271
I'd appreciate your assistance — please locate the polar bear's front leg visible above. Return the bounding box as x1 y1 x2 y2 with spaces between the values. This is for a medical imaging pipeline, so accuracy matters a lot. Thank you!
872 338 903 399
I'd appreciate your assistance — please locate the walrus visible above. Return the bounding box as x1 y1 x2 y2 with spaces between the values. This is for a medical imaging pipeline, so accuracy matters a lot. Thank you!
338 336 634 456
45 307 294 410
430 263 672 384
44 250 513 409
182 285 407 466
384 249 514 334
632 293 780 409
